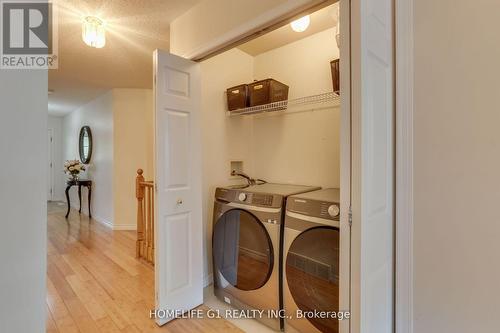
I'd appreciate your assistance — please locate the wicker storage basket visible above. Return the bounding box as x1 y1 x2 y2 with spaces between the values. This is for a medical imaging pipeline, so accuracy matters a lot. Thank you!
248 79 289 107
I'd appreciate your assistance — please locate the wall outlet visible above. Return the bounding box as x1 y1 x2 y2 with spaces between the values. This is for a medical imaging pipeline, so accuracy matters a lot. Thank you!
230 160 244 178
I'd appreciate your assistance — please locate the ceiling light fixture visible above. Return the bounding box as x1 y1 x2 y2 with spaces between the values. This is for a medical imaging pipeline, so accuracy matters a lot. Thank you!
290 15 310 32
82 16 106 48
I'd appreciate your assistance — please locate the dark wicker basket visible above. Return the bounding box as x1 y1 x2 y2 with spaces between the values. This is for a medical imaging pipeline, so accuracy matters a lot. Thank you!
226 84 248 111
248 79 289 107
330 59 340 94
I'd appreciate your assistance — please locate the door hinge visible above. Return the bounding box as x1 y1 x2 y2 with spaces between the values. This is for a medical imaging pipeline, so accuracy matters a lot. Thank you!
50 137 53 142
50 162 53 168
348 205 352 227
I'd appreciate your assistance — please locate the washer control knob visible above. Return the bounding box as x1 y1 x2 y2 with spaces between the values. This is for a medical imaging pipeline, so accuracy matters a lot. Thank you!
328 204 340 217
238 193 247 201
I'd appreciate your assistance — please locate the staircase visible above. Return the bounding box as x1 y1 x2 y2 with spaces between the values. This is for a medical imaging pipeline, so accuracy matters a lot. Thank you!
136 169 155 265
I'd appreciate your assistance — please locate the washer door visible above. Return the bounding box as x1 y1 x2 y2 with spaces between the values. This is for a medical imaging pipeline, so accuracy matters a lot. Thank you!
286 226 340 333
213 209 273 291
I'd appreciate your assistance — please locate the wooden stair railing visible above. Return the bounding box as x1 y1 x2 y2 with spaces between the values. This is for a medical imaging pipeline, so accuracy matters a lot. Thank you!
136 169 155 265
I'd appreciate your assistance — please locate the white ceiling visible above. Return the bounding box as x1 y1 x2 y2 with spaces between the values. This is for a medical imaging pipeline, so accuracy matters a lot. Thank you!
238 3 338 57
48 0 199 116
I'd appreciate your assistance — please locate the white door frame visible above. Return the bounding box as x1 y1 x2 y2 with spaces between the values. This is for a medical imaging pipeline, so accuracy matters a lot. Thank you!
395 0 414 332
339 1 351 333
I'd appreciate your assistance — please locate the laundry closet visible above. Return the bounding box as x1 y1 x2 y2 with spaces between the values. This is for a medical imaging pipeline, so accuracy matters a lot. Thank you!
196 3 345 333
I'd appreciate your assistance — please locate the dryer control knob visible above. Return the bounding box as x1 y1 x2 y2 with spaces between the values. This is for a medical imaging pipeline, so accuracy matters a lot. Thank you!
238 193 247 201
328 204 340 217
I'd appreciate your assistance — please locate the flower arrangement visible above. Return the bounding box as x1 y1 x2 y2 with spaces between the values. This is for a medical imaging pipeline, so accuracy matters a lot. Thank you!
64 160 86 180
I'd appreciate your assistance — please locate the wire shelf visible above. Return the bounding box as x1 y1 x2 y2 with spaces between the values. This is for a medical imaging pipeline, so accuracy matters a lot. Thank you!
227 92 340 116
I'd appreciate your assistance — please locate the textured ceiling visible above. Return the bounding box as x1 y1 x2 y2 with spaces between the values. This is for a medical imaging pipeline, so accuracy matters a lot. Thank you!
49 0 199 116
238 3 338 57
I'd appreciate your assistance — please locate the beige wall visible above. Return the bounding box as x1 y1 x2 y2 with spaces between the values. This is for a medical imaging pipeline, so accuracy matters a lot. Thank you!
200 29 339 282
169 0 326 58
252 28 339 187
413 1 500 332
113 89 154 230
62 89 153 230
63 92 114 226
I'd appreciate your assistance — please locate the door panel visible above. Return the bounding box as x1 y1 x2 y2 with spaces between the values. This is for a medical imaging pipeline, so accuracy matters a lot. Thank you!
154 50 203 326
166 213 191 292
164 67 190 96
351 0 394 333
163 110 189 189
363 3 393 333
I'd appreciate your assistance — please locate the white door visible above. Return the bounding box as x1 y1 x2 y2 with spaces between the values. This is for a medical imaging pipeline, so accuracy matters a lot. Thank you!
47 129 53 201
351 0 394 332
154 50 203 326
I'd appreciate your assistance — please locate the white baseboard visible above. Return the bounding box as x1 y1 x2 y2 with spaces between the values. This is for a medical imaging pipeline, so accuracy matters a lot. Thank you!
69 203 114 229
67 203 136 231
93 215 114 229
204 273 214 287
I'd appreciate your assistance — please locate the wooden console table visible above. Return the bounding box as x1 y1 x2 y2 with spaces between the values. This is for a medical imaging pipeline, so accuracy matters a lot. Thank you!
65 179 92 219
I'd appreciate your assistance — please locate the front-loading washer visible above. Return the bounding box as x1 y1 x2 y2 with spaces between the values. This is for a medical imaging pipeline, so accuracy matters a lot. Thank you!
212 183 320 331
283 188 341 333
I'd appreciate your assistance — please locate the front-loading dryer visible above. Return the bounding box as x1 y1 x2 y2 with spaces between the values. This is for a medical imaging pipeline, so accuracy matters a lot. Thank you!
283 188 341 333
212 183 320 331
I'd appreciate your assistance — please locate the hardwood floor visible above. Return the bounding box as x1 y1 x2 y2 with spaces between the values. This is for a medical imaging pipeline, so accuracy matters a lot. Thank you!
47 203 243 333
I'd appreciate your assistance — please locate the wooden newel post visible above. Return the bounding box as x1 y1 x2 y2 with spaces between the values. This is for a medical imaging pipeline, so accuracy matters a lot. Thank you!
136 169 145 258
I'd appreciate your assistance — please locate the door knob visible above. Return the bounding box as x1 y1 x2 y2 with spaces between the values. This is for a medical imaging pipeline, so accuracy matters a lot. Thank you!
177 198 183 205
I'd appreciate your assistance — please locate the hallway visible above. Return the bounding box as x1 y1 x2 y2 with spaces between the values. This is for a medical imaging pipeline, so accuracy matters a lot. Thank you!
46 202 242 333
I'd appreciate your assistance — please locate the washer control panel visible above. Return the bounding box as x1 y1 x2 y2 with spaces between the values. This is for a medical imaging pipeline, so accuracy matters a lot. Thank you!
238 192 274 207
251 193 274 206
215 188 278 207
237 192 274 206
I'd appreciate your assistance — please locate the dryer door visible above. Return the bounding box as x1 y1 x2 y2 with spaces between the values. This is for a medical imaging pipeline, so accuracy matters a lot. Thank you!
213 209 273 291
286 226 340 333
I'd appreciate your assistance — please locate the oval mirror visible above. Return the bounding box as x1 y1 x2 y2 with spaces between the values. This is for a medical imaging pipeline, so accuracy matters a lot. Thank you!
79 126 92 164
